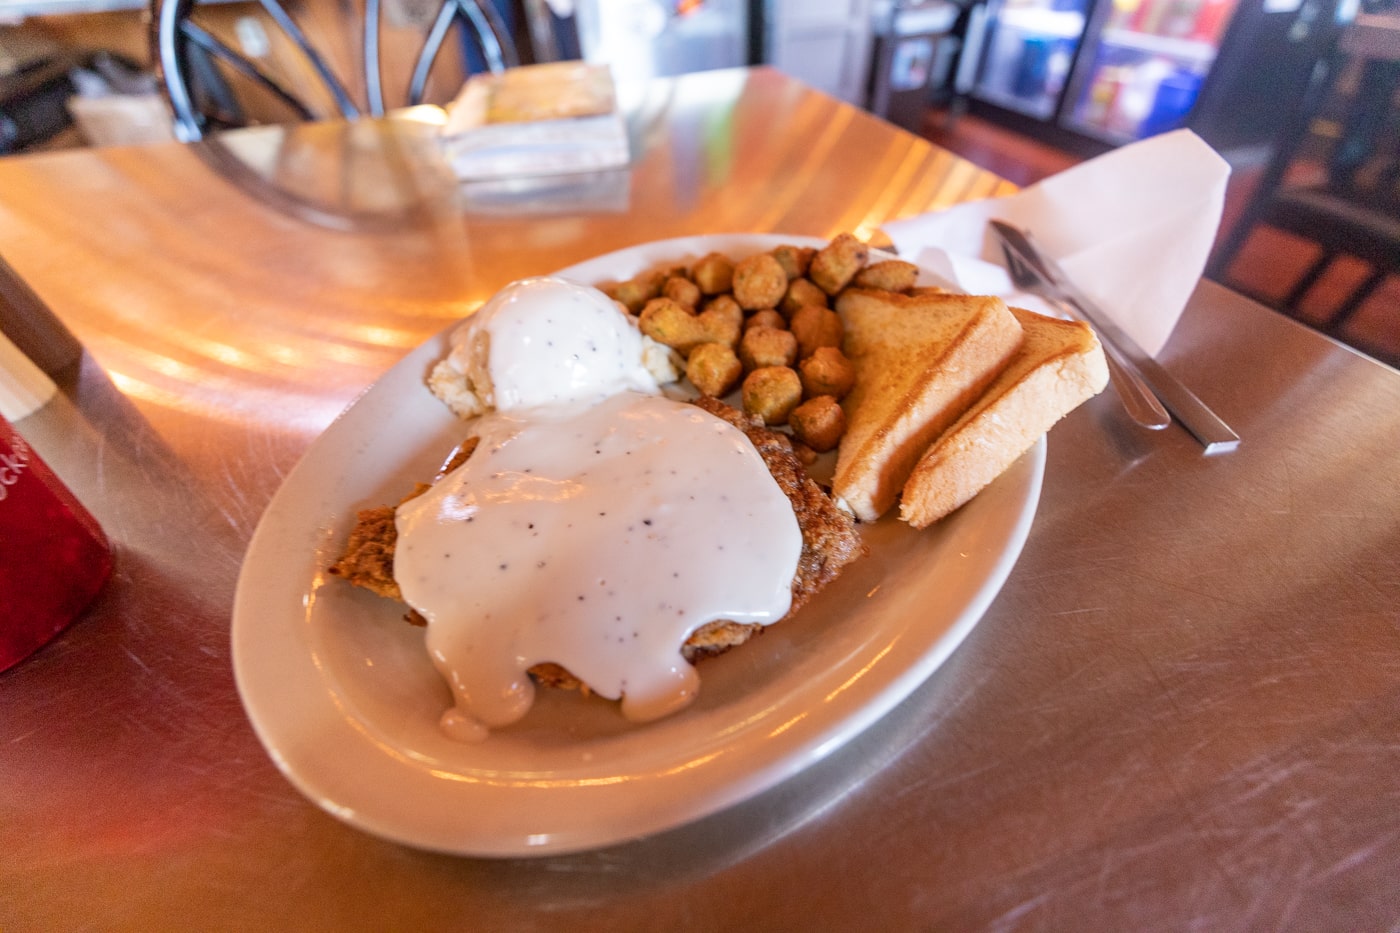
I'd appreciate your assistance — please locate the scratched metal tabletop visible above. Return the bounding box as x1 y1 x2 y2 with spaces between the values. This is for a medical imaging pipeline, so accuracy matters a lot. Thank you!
1 67 1397 931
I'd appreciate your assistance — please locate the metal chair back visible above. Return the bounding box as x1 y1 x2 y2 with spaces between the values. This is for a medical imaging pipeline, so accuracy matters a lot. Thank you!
1208 14 1400 337
156 0 518 141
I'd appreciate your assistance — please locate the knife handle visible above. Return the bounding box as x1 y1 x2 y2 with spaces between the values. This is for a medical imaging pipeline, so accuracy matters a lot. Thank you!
1121 348 1241 454
1063 290 1240 454
1097 336 1171 430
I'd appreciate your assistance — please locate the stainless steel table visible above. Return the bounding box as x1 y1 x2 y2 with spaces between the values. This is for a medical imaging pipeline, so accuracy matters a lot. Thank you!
1 66 1397 930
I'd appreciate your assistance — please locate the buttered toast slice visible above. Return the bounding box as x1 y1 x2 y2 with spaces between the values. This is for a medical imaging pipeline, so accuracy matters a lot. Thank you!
832 289 1023 522
901 307 1109 529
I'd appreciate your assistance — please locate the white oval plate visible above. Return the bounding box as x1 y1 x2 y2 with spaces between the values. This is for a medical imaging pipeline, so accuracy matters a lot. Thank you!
231 234 1043 857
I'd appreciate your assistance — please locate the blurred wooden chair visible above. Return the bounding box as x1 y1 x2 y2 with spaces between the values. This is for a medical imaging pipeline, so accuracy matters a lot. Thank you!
1209 11 1400 339
154 0 519 142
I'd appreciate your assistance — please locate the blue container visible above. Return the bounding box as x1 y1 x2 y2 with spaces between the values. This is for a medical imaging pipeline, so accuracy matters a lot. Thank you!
1014 36 1054 99
1141 69 1203 137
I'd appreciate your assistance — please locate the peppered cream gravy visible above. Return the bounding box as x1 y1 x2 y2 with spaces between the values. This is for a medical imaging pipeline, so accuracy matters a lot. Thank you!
393 392 803 740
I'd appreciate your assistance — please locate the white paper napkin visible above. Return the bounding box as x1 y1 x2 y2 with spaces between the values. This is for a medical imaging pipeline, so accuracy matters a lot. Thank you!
882 129 1230 358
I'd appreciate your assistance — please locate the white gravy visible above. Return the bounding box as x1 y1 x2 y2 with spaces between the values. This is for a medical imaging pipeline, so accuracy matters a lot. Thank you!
393 392 803 740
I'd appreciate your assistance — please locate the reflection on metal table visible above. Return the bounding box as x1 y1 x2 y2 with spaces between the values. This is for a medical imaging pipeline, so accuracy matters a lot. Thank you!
0 65 1397 930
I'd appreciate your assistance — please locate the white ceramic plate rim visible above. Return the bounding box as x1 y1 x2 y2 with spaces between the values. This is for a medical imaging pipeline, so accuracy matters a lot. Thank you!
231 234 1044 857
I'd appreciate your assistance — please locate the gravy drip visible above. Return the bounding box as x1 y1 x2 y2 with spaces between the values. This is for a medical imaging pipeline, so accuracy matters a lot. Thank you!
393 393 802 739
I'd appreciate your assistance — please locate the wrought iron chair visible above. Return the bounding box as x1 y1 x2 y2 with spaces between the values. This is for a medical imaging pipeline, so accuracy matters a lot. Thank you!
155 0 519 142
1209 12 1400 339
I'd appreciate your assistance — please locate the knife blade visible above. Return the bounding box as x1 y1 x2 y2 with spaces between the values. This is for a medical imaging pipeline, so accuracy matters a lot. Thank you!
989 219 1240 455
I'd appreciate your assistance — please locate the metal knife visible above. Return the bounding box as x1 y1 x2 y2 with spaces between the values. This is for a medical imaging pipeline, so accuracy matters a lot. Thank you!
998 235 1170 430
989 219 1241 455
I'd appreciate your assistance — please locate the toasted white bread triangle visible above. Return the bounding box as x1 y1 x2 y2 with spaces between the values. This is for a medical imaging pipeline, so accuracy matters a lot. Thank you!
832 289 1023 522
900 307 1109 528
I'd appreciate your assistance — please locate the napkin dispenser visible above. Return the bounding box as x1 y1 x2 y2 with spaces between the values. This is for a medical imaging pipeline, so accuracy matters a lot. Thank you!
438 62 630 181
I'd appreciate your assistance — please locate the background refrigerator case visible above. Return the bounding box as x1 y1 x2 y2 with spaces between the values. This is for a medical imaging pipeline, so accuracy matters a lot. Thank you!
968 0 1092 121
1064 0 1235 142
962 0 1346 155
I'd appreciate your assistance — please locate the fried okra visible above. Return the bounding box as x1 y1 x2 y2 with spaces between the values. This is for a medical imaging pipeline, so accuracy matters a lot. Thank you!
611 270 666 313
741 366 803 426
698 295 743 348
789 305 844 359
744 309 786 332
853 259 919 292
662 274 702 310
691 252 735 295
808 232 869 296
731 253 788 311
799 346 855 400
639 297 709 355
780 278 828 317
789 396 845 452
770 244 815 280
686 343 743 397
739 326 798 372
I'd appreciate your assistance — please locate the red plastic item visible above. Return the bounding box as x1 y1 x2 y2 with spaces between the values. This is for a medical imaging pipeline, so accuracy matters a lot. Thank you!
0 413 112 672
1191 0 1235 44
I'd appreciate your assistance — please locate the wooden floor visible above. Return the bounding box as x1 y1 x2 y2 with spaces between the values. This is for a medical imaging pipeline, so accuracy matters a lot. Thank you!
917 110 1400 370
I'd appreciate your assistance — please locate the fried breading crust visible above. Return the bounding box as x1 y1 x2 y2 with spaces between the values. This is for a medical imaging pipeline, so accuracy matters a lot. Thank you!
327 398 864 691
689 396 862 614
330 507 401 601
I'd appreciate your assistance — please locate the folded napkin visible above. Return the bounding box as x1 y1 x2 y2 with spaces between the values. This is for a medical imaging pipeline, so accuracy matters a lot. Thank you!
883 129 1230 358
